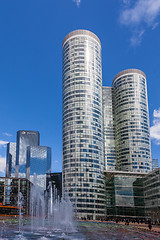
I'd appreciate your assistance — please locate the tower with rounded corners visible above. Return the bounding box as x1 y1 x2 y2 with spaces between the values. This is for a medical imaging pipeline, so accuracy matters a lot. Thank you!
112 69 152 173
62 30 106 220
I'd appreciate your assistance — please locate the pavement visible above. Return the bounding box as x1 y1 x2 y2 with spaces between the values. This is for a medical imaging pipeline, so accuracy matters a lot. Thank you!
78 221 160 240
78 219 160 234
117 221 160 233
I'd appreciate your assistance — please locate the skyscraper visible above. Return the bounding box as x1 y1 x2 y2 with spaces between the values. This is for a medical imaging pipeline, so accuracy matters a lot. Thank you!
62 30 106 220
26 146 51 190
112 69 152 173
103 87 116 170
152 159 159 170
6 142 16 177
16 130 40 178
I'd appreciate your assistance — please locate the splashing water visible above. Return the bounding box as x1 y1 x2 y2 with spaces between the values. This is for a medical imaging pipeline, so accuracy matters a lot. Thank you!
0 178 86 239
30 180 75 233
18 192 24 233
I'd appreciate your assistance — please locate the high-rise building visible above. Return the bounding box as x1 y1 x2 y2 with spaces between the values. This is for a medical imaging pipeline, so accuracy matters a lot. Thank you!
6 142 16 177
103 87 116 170
26 146 51 190
152 159 159 170
62 30 106 220
16 130 40 178
112 69 152 173
62 30 153 219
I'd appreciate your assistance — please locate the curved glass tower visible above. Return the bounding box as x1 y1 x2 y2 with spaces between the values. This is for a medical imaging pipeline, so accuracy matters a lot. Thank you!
62 30 106 220
112 69 152 173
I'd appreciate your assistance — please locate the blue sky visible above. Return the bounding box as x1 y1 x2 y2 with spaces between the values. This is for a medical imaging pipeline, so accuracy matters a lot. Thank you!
0 0 160 176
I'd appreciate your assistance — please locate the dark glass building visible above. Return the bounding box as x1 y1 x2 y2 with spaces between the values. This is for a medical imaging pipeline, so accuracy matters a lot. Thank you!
46 172 62 197
144 168 160 222
16 130 40 178
105 171 146 219
26 146 51 190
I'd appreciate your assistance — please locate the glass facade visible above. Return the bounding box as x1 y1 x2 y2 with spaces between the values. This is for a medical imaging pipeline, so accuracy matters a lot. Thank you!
26 146 51 190
16 130 40 178
63 30 106 220
143 168 160 222
152 159 159 170
103 87 116 170
6 142 16 178
105 171 145 219
112 69 152 173
46 172 62 198
0 177 31 215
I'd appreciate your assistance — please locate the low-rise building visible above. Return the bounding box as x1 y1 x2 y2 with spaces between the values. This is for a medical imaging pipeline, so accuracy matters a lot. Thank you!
143 167 160 223
105 171 146 220
0 177 31 215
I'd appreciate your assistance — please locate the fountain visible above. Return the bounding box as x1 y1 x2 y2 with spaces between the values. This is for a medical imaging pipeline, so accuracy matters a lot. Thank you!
29 180 74 233
0 179 85 240
0 183 159 240
0 221 6 238
18 192 24 233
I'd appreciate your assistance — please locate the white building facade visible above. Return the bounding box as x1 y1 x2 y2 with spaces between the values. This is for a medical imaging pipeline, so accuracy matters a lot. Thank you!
62 30 106 220
112 69 152 173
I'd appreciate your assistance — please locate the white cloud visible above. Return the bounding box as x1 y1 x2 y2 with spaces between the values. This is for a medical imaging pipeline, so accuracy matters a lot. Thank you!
0 140 8 146
121 0 160 26
123 0 131 5
73 0 81 7
130 29 145 46
3 132 12 137
120 0 160 45
0 155 6 173
152 22 159 30
150 108 160 145
153 108 160 118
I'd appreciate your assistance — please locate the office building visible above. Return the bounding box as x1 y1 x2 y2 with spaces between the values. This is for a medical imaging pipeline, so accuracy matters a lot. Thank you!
26 146 51 190
103 87 116 170
16 130 40 178
112 69 152 173
105 171 146 220
0 177 31 215
62 30 153 219
6 142 16 178
152 159 159 170
62 30 106 220
143 168 160 222
46 172 62 198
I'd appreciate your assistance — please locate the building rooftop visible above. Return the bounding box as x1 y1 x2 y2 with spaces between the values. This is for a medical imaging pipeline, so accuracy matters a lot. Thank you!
112 69 146 85
62 29 101 47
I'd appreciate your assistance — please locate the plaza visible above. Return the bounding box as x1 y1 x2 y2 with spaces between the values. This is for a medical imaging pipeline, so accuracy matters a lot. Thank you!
0 217 160 240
